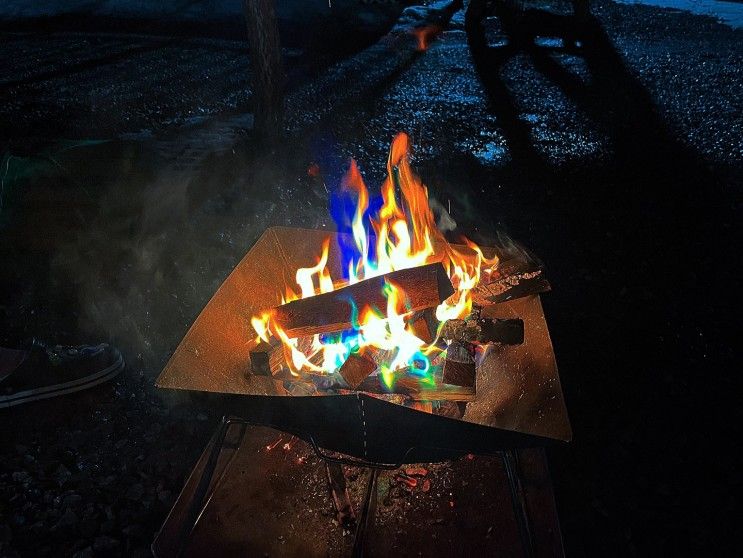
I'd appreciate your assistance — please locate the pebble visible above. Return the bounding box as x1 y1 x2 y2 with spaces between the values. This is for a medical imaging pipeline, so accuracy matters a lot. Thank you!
72 547 93 558
53 465 72 487
54 509 79 530
126 483 145 501
62 493 82 507
12 472 30 483
92 535 121 553
79 519 98 538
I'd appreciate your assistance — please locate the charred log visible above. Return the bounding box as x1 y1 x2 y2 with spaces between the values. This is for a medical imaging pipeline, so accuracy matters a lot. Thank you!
440 317 524 345
442 341 476 387
409 309 435 344
338 351 377 390
249 341 273 376
472 259 550 305
251 336 324 377
272 263 454 338
356 374 476 401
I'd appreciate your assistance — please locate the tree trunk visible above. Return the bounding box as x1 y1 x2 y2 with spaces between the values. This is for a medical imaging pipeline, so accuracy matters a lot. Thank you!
242 0 284 143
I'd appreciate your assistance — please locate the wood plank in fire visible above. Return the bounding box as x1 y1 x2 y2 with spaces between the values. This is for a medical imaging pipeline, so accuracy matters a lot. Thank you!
356 375 475 401
272 262 454 338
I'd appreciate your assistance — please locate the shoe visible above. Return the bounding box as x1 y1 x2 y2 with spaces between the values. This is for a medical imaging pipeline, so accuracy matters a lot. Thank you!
0 341 124 409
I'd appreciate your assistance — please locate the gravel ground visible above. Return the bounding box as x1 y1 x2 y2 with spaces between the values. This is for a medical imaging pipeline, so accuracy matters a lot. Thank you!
0 33 253 146
0 1 741 556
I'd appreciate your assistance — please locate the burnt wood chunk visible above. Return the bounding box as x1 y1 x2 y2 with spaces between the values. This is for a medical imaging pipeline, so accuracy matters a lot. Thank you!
443 359 476 387
443 340 476 387
249 341 273 376
440 319 481 343
251 338 301 376
441 318 524 345
292 336 325 371
446 340 475 362
409 311 434 344
272 262 454 338
338 351 377 389
479 318 524 345
472 260 550 305
250 336 323 379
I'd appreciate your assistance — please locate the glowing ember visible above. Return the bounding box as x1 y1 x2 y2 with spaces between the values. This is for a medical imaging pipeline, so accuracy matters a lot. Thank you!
250 133 498 389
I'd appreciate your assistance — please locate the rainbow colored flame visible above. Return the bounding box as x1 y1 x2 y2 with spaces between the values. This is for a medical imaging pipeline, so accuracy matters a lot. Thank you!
251 133 498 390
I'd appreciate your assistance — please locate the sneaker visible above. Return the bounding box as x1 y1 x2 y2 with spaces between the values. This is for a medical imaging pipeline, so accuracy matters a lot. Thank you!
0 341 124 409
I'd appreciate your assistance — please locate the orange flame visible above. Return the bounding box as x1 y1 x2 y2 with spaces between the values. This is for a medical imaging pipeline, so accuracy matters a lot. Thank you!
250 133 498 380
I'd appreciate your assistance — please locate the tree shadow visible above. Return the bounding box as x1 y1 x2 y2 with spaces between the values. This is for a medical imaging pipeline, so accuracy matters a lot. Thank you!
464 5 737 554
465 4 711 191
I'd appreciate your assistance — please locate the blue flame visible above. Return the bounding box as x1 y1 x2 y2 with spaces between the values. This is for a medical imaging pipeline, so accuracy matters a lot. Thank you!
329 179 384 281
326 171 438 391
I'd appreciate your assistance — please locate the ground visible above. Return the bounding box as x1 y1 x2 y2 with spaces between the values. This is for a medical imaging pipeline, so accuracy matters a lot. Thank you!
0 0 740 556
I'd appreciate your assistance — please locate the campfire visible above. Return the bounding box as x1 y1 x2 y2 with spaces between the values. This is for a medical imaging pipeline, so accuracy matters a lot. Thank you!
154 134 572 556
249 133 513 398
157 133 570 454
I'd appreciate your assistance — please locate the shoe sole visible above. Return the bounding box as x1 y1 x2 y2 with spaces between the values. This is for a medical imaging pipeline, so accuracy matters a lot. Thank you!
0 350 125 409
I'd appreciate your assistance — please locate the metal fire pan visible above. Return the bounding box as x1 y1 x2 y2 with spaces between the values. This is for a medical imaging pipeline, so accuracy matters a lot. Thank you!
156 227 571 448
152 423 565 558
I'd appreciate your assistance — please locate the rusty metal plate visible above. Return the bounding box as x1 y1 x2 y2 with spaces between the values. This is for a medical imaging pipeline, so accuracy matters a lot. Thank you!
156 227 571 443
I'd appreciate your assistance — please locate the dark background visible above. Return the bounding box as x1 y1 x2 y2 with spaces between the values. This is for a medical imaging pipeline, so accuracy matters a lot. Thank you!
0 0 740 556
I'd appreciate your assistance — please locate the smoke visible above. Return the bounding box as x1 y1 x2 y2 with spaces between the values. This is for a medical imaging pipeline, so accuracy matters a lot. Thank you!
45 135 528 388
51 143 330 380
428 197 457 232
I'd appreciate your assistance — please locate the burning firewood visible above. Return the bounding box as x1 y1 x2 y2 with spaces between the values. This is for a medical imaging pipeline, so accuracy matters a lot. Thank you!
356 375 476 401
407 401 433 414
272 262 454 338
249 341 276 376
250 337 323 377
434 400 464 419
439 320 481 344
440 317 524 345
442 341 476 387
439 303 524 346
408 309 435 344
472 259 550 305
338 350 377 389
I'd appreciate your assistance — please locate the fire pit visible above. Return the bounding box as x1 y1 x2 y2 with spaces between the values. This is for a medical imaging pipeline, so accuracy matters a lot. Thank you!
154 134 571 556
157 133 570 460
